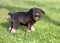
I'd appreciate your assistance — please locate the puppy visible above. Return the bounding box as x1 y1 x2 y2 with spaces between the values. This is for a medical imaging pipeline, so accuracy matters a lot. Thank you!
8 8 45 33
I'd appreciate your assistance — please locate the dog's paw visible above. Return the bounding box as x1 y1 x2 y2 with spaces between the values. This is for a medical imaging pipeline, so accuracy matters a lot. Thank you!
31 26 35 31
9 27 11 30
27 29 31 33
10 28 16 33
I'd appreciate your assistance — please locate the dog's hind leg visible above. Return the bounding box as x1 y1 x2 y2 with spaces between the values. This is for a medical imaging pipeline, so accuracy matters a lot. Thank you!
9 22 16 33
9 22 13 30
10 21 19 33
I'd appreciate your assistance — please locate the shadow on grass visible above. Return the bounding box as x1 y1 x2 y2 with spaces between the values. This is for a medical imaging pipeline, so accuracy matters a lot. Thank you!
1 22 10 30
43 15 60 26
1 22 26 32
0 5 29 12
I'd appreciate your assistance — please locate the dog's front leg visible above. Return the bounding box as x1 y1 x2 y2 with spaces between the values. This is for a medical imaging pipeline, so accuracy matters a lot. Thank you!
31 26 35 31
27 23 31 32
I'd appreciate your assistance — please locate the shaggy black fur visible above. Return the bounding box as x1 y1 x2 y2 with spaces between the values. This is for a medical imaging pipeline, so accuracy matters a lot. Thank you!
8 8 45 33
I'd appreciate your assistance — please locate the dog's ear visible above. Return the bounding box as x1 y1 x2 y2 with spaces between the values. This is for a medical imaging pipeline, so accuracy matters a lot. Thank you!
28 8 33 15
40 9 45 14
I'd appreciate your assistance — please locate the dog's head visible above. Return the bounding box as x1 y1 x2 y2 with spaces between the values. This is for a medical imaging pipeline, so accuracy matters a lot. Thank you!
29 8 45 21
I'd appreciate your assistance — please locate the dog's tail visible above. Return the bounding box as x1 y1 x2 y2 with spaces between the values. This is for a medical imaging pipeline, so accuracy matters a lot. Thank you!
8 12 13 22
8 12 12 17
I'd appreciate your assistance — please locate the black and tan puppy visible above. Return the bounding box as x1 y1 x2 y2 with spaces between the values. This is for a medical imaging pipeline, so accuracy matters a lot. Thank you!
8 8 45 33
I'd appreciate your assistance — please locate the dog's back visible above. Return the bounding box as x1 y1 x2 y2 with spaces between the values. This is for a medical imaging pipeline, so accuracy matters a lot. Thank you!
8 12 33 24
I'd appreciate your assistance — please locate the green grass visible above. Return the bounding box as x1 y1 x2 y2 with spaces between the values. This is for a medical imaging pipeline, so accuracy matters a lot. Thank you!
0 0 60 43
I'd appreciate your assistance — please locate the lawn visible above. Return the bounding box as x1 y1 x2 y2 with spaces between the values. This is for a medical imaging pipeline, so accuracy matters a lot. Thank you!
0 0 60 43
